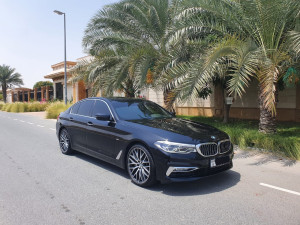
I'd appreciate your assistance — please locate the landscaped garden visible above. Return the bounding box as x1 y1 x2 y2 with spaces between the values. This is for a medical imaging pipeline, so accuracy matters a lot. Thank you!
0 101 71 119
180 115 300 160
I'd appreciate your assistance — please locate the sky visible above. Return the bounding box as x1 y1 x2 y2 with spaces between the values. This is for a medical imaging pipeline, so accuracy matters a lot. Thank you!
0 0 119 88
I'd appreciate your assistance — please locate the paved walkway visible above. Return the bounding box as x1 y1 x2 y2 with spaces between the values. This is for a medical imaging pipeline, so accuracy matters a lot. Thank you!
19 111 47 119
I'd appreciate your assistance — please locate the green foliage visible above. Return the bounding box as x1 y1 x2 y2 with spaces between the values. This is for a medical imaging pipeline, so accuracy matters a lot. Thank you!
0 64 24 103
0 93 3 101
0 102 4 110
46 102 72 119
33 81 53 89
0 102 49 113
179 115 300 160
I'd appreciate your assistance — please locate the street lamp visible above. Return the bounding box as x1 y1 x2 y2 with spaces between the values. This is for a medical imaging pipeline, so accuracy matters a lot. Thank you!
54 10 67 105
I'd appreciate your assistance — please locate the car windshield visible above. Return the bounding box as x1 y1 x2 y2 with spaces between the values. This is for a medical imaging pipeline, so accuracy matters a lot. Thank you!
111 100 173 120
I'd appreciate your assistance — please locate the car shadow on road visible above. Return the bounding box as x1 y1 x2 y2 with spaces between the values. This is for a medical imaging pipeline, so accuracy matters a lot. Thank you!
73 152 240 196
72 151 129 178
147 170 240 196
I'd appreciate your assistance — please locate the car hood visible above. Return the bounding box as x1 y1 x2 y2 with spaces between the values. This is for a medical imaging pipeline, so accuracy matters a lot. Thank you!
128 117 228 143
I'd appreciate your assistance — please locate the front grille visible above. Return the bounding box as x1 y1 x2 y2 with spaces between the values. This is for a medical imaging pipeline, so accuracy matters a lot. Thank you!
219 140 231 154
196 139 231 157
197 143 218 156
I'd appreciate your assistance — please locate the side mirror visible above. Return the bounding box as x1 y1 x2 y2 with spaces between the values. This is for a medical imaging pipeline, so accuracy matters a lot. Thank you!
95 113 112 121
170 111 176 117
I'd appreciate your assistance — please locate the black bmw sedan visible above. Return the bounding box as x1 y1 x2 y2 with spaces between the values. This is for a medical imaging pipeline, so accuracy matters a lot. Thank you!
56 97 233 187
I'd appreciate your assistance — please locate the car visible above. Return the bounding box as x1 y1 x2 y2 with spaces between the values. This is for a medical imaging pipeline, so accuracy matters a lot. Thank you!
56 97 233 187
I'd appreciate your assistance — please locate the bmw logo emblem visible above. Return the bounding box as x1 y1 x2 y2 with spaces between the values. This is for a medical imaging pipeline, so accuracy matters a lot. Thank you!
211 136 216 140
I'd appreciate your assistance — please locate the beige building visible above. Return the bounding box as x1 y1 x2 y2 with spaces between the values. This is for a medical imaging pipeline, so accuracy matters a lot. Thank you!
175 81 300 122
43 57 300 122
44 56 94 103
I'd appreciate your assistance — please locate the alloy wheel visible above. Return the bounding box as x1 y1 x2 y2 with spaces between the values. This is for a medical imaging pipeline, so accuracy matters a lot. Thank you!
59 130 70 153
127 147 151 184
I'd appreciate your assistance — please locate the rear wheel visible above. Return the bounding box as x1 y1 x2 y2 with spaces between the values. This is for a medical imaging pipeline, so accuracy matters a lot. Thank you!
127 144 156 187
59 129 73 155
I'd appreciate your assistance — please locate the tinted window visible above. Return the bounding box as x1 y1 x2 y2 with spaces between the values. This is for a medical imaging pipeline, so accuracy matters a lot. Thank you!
111 100 172 120
92 101 111 117
71 103 80 114
77 100 94 116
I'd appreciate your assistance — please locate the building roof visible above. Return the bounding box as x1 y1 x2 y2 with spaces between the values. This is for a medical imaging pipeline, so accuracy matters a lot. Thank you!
44 61 76 80
51 61 76 69
7 87 32 92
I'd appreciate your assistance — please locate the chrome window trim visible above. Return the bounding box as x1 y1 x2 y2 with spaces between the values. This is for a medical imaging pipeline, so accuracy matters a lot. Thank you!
70 99 116 122
196 142 218 157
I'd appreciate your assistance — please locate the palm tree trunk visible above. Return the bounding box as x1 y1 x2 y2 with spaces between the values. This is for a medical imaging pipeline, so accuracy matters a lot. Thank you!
2 84 7 103
124 79 135 98
223 104 231 123
163 88 175 112
258 85 276 134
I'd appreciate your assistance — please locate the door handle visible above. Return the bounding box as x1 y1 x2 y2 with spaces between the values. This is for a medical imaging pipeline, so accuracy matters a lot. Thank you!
87 122 93 126
69 117 74 121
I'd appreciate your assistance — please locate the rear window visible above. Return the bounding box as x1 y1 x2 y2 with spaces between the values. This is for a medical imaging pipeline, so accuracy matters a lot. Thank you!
71 103 80 114
77 100 94 117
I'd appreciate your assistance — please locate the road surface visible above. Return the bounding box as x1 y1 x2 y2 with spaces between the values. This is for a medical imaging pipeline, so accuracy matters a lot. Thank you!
0 111 299 225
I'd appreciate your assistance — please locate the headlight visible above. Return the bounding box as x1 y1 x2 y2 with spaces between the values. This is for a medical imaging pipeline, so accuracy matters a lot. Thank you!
154 141 196 154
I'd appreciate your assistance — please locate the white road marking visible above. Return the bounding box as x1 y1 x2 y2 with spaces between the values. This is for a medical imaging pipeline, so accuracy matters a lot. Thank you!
260 183 300 196
20 120 25 122
13 119 18 121
27 122 34 125
49 128 56 131
37 125 44 128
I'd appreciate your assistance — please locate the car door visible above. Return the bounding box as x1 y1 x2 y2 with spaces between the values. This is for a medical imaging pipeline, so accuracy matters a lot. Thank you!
86 100 120 159
68 100 94 151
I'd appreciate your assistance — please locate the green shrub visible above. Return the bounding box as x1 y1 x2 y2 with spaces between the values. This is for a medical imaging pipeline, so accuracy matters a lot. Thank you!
179 116 300 160
4 103 12 112
46 102 72 119
0 102 50 113
0 103 4 110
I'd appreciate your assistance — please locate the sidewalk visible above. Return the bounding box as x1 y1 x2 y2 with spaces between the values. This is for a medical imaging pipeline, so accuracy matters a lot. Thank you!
20 111 47 119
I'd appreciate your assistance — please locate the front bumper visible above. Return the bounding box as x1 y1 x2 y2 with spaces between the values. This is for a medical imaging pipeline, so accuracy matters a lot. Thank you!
151 147 234 183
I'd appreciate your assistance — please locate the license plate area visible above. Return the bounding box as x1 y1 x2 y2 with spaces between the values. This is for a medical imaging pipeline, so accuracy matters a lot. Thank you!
210 158 216 168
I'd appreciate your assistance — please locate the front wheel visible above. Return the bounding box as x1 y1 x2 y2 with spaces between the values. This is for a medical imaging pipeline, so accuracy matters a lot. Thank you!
127 144 156 187
59 129 73 155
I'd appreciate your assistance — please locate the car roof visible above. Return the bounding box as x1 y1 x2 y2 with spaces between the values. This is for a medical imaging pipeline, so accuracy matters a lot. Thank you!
86 97 146 103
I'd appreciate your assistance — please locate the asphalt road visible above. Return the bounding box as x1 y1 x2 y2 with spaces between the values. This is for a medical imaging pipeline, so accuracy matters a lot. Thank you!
0 111 299 225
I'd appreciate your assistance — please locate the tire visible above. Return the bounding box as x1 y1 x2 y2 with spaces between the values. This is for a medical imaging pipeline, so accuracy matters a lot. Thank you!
59 128 73 155
126 144 156 187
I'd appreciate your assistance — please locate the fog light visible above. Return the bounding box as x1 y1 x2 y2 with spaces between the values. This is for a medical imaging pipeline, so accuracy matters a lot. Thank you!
166 166 198 176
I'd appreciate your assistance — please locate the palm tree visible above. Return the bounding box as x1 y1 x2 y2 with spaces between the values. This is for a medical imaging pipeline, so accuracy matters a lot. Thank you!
71 48 140 97
81 0 187 107
167 0 300 133
0 65 23 103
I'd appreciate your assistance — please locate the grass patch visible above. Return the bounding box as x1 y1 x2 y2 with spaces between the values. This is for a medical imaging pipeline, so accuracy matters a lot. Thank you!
0 102 49 113
178 115 300 160
46 102 72 119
